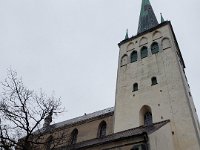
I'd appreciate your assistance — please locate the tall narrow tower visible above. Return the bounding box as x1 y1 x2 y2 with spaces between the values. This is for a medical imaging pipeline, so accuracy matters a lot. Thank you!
113 0 200 149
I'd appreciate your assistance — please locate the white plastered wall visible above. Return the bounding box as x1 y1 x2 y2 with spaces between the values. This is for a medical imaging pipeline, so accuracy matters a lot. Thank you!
149 123 175 150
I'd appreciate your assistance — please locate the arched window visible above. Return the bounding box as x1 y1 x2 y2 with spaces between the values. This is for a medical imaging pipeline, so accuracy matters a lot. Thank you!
70 128 78 144
139 105 153 126
97 121 107 138
141 46 148 59
46 136 53 150
151 77 158 85
133 83 138 92
130 51 138 63
144 112 153 126
151 42 159 54
121 54 128 66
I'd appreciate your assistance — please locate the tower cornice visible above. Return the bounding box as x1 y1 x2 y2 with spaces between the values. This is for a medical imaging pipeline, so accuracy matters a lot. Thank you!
118 21 186 68
118 21 170 47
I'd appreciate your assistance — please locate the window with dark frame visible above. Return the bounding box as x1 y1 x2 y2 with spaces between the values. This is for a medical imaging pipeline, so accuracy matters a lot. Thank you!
151 42 159 54
141 46 148 59
133 83 139 92
98 121 107 138
70 128 78 145
151 77 158 85
131 51 138 63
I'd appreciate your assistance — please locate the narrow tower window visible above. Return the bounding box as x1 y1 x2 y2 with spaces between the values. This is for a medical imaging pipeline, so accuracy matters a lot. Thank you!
144 112 153 126
131 51 138 63
151 77 158 85
97 121 107 138
70 128 78 144
133 83 138 92
151 42 159 54
141 46 148 59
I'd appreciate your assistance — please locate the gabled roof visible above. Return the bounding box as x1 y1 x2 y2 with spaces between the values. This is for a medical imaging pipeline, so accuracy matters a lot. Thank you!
51 107 114 129
35 107 114 134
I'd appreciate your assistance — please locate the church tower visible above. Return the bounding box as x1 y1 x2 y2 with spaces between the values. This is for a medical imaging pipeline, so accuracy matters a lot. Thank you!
113 0 200 149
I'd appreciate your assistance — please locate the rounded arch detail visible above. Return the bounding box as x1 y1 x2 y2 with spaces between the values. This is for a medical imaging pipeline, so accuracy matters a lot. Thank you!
121 54 128 66
127 42 134 51
152 31 162 40
162 37 171 50
139 37 148 46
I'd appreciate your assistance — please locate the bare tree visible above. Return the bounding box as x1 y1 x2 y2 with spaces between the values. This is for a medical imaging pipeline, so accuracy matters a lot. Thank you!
0 70 64 150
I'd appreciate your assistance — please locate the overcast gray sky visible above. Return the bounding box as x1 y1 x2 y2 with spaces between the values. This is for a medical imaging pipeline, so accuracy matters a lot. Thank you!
0 0 200 123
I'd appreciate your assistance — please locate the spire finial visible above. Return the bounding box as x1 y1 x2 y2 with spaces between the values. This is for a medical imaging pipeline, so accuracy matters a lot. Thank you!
160 13 165 23
125 29 129 40
137 0 158 34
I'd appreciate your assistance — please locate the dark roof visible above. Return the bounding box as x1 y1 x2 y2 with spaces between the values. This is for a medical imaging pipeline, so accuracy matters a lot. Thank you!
36 107 114 134
61 120 170 150
51 107 114 129
138 0 158 34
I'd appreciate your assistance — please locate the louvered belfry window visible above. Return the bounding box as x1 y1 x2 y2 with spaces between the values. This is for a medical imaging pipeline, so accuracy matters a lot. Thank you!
151 42 159 54
141 46 148 59
131 51 138 63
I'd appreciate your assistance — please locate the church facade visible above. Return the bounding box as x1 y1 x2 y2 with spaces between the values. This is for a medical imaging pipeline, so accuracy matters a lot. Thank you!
38 0 200 150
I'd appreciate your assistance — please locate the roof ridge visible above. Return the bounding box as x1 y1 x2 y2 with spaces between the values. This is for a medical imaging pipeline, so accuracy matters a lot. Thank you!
51 107 114 129
113 119 170 135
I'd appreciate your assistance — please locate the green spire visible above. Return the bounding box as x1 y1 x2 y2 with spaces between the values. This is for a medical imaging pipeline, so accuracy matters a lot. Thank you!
138 0 158 34
125 29 129 40
161 13 165 23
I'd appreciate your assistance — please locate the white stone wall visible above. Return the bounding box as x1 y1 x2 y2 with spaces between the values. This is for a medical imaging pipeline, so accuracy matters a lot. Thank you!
113 23 200 150
149 123 175 150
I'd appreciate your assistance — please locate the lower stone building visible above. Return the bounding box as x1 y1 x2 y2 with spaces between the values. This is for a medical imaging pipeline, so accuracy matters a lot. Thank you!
38 108 171 150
